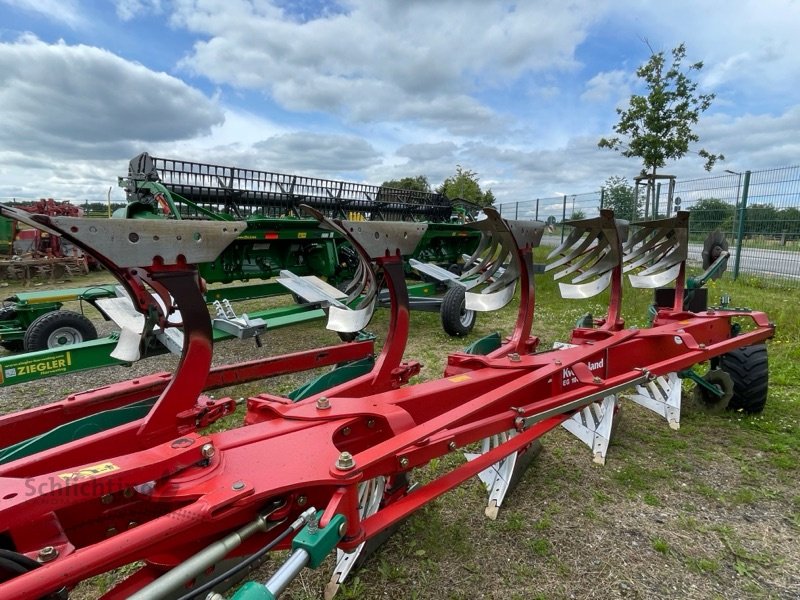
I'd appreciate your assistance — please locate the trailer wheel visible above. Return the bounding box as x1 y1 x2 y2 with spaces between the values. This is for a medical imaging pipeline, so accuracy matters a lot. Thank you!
440 285 475 337
719 343 769 413
0 307 24 351
23 310 98 352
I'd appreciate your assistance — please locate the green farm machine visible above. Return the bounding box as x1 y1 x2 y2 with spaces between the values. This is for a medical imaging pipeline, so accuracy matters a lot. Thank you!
0 153 484 386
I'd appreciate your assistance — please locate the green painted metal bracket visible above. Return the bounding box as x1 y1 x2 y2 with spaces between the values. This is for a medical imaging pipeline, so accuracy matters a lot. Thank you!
288 355 375 401
0 398 155 464
230 582 277 600
678 368 724 397
463 332 502 356
291 512 347 569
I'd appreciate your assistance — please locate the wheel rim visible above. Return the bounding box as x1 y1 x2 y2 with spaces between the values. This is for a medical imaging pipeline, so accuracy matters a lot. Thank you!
46 326 84 348
459 301 475 327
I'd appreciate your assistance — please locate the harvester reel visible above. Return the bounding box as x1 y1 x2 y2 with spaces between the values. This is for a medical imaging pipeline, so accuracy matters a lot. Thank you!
702 230 729 278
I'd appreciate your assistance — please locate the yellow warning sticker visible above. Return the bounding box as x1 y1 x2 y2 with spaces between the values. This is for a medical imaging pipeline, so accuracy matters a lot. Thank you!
297 232 307 238
58 462 120 481
447 374 471 383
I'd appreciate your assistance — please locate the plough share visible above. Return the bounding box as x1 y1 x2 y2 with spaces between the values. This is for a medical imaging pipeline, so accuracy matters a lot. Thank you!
0 205 773 599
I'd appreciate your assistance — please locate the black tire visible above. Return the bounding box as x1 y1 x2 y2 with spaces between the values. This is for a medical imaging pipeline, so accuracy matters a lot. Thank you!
448 263 463 276
719 343 769 413
23 310 98 352
336 330 359 343
440 285 475 337
0 307 24 352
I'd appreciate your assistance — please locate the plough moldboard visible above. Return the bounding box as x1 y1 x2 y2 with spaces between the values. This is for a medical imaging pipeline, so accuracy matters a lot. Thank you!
0 205 773 599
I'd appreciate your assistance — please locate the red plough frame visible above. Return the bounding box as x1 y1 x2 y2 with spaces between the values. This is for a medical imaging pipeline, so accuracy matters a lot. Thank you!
0 205 773 599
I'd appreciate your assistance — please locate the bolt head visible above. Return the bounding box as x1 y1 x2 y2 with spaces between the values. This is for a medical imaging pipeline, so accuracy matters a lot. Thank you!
338 519 348 536
399 456 409 468
592 376 602 384
297 495 308 506
336 451 355 470
200 443 215 459
507 352 521 362
554 360 562 366
366 418 376 428
100 493 114 505
448 441 457 451
232 480 245 491
341 426 352 436
316 396 331 410
38 546 58 563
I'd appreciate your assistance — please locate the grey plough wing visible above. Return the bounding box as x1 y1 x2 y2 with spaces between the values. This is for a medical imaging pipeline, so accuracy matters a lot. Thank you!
300 205 427 333
623 212 689 288
545 210 628 299
462 208 544 312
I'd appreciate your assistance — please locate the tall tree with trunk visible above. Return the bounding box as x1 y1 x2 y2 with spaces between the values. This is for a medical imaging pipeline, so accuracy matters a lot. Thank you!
598 43 723 180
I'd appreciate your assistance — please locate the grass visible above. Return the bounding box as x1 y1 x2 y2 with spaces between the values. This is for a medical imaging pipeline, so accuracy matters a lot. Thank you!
2 257 799 600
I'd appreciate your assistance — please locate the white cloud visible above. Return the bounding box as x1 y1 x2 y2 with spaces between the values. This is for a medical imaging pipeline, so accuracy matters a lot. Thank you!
250 132 381 173
113 0 163 21
0 35 224 160
581 69 631 103
0 0 84 27
170 0 605 135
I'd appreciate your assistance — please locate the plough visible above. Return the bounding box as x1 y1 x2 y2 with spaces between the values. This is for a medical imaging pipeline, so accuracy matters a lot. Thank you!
0 204 773 599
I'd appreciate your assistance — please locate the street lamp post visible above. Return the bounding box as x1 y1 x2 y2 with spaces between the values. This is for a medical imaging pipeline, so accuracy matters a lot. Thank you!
725 169 742 241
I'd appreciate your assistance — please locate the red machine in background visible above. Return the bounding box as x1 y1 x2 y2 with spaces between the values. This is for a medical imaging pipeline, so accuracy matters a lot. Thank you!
0 204 773 600
2 198 84 257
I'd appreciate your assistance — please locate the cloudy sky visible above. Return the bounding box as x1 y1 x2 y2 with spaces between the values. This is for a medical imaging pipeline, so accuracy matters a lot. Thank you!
1 0 799 207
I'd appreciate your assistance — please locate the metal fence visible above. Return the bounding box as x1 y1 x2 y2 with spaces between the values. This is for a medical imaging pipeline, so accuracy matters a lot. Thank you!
497 165 800 287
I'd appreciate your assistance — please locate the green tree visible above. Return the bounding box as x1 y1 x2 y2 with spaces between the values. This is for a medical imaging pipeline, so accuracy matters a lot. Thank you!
778 207 800 236
437 165 495 207
688 197 734 233
569 209 586 220
598 43 723 178
746 204 780 236
380 175 431 193
602 176 638 221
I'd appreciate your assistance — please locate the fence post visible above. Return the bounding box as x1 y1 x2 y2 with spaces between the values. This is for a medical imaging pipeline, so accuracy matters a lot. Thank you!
515 202 518 220
733 170 751 281
561 195 567 242
535 198 539 221
655 182 662 218
600 188 605 210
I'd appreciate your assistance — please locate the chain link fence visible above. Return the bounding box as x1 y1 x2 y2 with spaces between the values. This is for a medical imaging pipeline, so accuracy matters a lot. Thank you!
497 165 800 287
